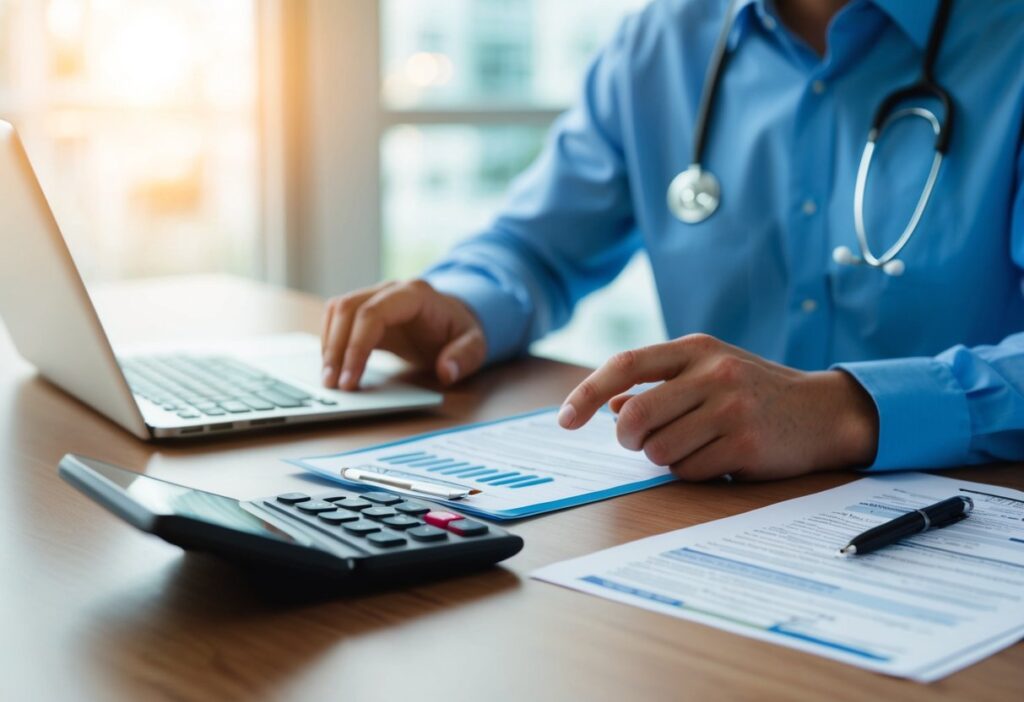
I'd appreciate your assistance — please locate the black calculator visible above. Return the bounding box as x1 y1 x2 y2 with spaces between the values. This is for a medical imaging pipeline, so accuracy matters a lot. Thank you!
59 454 523 584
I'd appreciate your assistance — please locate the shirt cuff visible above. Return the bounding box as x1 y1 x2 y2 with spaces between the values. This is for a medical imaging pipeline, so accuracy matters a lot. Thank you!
422 268 530 364
832 358 972 471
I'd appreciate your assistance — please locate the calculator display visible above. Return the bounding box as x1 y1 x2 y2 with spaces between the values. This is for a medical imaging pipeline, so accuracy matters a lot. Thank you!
94 464 299 543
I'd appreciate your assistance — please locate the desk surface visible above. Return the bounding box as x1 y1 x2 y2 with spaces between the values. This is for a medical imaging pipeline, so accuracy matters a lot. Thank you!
2 275 1021 701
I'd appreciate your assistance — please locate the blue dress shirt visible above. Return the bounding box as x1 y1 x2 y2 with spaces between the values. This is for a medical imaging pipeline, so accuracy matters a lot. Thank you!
423 0 1024 471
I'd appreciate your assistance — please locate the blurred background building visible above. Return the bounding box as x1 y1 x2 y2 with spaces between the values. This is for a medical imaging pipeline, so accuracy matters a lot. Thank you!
0 0 663 367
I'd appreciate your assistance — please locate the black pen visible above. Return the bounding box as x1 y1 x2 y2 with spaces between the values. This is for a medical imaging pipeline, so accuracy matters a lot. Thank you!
840 495 974 556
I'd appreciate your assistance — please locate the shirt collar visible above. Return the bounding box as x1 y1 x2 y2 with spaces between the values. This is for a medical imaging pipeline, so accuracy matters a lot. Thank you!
727 0 943 51
871 0 942 50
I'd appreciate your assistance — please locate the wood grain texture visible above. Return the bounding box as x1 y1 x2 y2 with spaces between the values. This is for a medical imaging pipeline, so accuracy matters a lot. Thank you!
1 275 1021 701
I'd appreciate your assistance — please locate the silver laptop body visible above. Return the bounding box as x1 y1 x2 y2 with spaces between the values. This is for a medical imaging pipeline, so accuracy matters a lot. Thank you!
0 120 441 440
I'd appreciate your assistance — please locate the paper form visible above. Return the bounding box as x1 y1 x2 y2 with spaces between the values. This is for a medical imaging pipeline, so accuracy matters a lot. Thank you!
288 408 676 519
532 472 1024 681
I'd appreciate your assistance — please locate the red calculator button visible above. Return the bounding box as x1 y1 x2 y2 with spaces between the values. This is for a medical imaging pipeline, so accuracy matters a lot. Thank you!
423 511 463 528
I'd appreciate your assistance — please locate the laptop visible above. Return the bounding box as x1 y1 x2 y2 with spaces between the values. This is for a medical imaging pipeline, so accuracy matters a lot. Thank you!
0 120 442 440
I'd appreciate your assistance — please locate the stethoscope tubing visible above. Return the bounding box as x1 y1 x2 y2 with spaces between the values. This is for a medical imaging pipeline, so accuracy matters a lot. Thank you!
668 0 956 278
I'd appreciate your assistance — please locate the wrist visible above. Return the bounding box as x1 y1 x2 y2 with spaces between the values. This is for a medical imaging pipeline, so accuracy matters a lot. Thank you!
806 370 880 470
819 370 879 468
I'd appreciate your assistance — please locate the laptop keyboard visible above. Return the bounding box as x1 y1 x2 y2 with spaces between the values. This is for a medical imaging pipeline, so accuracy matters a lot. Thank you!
121 355 337 420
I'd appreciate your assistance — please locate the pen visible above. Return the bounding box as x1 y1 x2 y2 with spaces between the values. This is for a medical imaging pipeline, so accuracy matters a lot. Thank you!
840 495 973 556
340 467 481 500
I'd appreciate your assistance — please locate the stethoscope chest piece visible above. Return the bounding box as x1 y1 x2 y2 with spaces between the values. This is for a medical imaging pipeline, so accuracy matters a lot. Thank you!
667 164 720 224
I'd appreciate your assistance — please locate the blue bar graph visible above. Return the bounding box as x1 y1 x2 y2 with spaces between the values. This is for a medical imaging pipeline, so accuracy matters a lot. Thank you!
510 477 555 489
490 475 541 486
375 450 555 490
439 464 482 475
427 461 471 472
457 468 499 479
380 452 429 464
477 471 521 483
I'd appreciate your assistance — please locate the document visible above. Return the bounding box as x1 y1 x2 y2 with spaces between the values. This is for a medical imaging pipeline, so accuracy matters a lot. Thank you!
533 472 1024 681
289 408 675 519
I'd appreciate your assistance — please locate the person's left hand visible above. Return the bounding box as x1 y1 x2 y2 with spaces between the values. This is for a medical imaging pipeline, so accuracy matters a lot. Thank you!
557 334 880 481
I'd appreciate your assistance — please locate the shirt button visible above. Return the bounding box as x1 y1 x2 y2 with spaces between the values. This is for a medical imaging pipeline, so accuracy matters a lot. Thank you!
811 79 826 95
801 299 818 314
762 15 777 31
801 199 817 216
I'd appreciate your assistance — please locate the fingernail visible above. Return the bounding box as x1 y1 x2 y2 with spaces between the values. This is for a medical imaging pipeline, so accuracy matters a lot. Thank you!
339 370 353 389
557 403 576 428
444 359 460 383
322 366 333 387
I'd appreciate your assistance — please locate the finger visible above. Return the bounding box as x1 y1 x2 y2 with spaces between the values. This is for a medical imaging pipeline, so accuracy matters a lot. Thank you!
321 285 387 387
340 283 428 390
615 378 714 450
608 393 631 414
436 327 487 385
558 343 690 430
639 403 721 468
668 437 742 482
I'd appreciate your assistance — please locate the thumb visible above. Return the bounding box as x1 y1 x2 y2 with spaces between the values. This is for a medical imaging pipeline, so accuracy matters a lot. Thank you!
436 327 487 385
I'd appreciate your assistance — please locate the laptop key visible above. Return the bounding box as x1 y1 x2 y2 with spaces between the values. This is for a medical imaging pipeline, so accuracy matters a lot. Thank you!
239 396 275 411
177 411 200 419
218 401 252 413
270 383 311 401
255 390 303 408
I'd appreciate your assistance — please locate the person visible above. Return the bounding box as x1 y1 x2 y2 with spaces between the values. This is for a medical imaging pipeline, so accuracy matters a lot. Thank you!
321 0 1024 481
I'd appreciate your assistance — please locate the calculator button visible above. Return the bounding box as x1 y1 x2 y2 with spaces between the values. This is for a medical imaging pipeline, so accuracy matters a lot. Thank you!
446 519 489 537
424 511 463 528
363 491 402 505
362 507 397 521
335 497 372 511
382 515 420 530
276 493 311 505
320 494 353 503
342 520 381 536
366 532 406 548
394 500 431 516
408 525 448 542
318 510 360 525
296 500 337 514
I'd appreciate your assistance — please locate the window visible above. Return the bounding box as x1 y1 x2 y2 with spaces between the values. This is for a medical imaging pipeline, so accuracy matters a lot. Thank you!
380 0 664 367
0 0 259 282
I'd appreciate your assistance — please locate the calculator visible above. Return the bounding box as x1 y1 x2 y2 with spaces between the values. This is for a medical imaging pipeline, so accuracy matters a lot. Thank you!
58 454 524 584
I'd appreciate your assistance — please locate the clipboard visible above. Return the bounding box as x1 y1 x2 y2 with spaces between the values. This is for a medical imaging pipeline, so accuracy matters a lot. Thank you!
286 407 676 520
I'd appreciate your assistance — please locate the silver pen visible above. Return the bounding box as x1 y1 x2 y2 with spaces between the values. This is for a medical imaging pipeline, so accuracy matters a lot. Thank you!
339 467 480 500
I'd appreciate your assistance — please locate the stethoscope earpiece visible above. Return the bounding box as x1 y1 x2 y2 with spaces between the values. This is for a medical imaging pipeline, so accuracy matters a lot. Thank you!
832 245 858 266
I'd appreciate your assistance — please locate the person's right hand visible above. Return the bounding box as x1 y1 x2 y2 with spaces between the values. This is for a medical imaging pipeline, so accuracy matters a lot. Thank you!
321 279 487 391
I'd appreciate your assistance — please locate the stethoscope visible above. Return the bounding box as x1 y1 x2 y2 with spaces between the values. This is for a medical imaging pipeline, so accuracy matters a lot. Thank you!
667 0 954 277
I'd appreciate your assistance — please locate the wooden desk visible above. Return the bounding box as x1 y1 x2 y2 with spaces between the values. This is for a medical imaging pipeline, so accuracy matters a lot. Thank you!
2 275 1021 701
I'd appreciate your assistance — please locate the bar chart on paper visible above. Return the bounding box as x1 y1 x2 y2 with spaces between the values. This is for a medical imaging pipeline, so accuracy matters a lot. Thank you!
288 408 676 519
